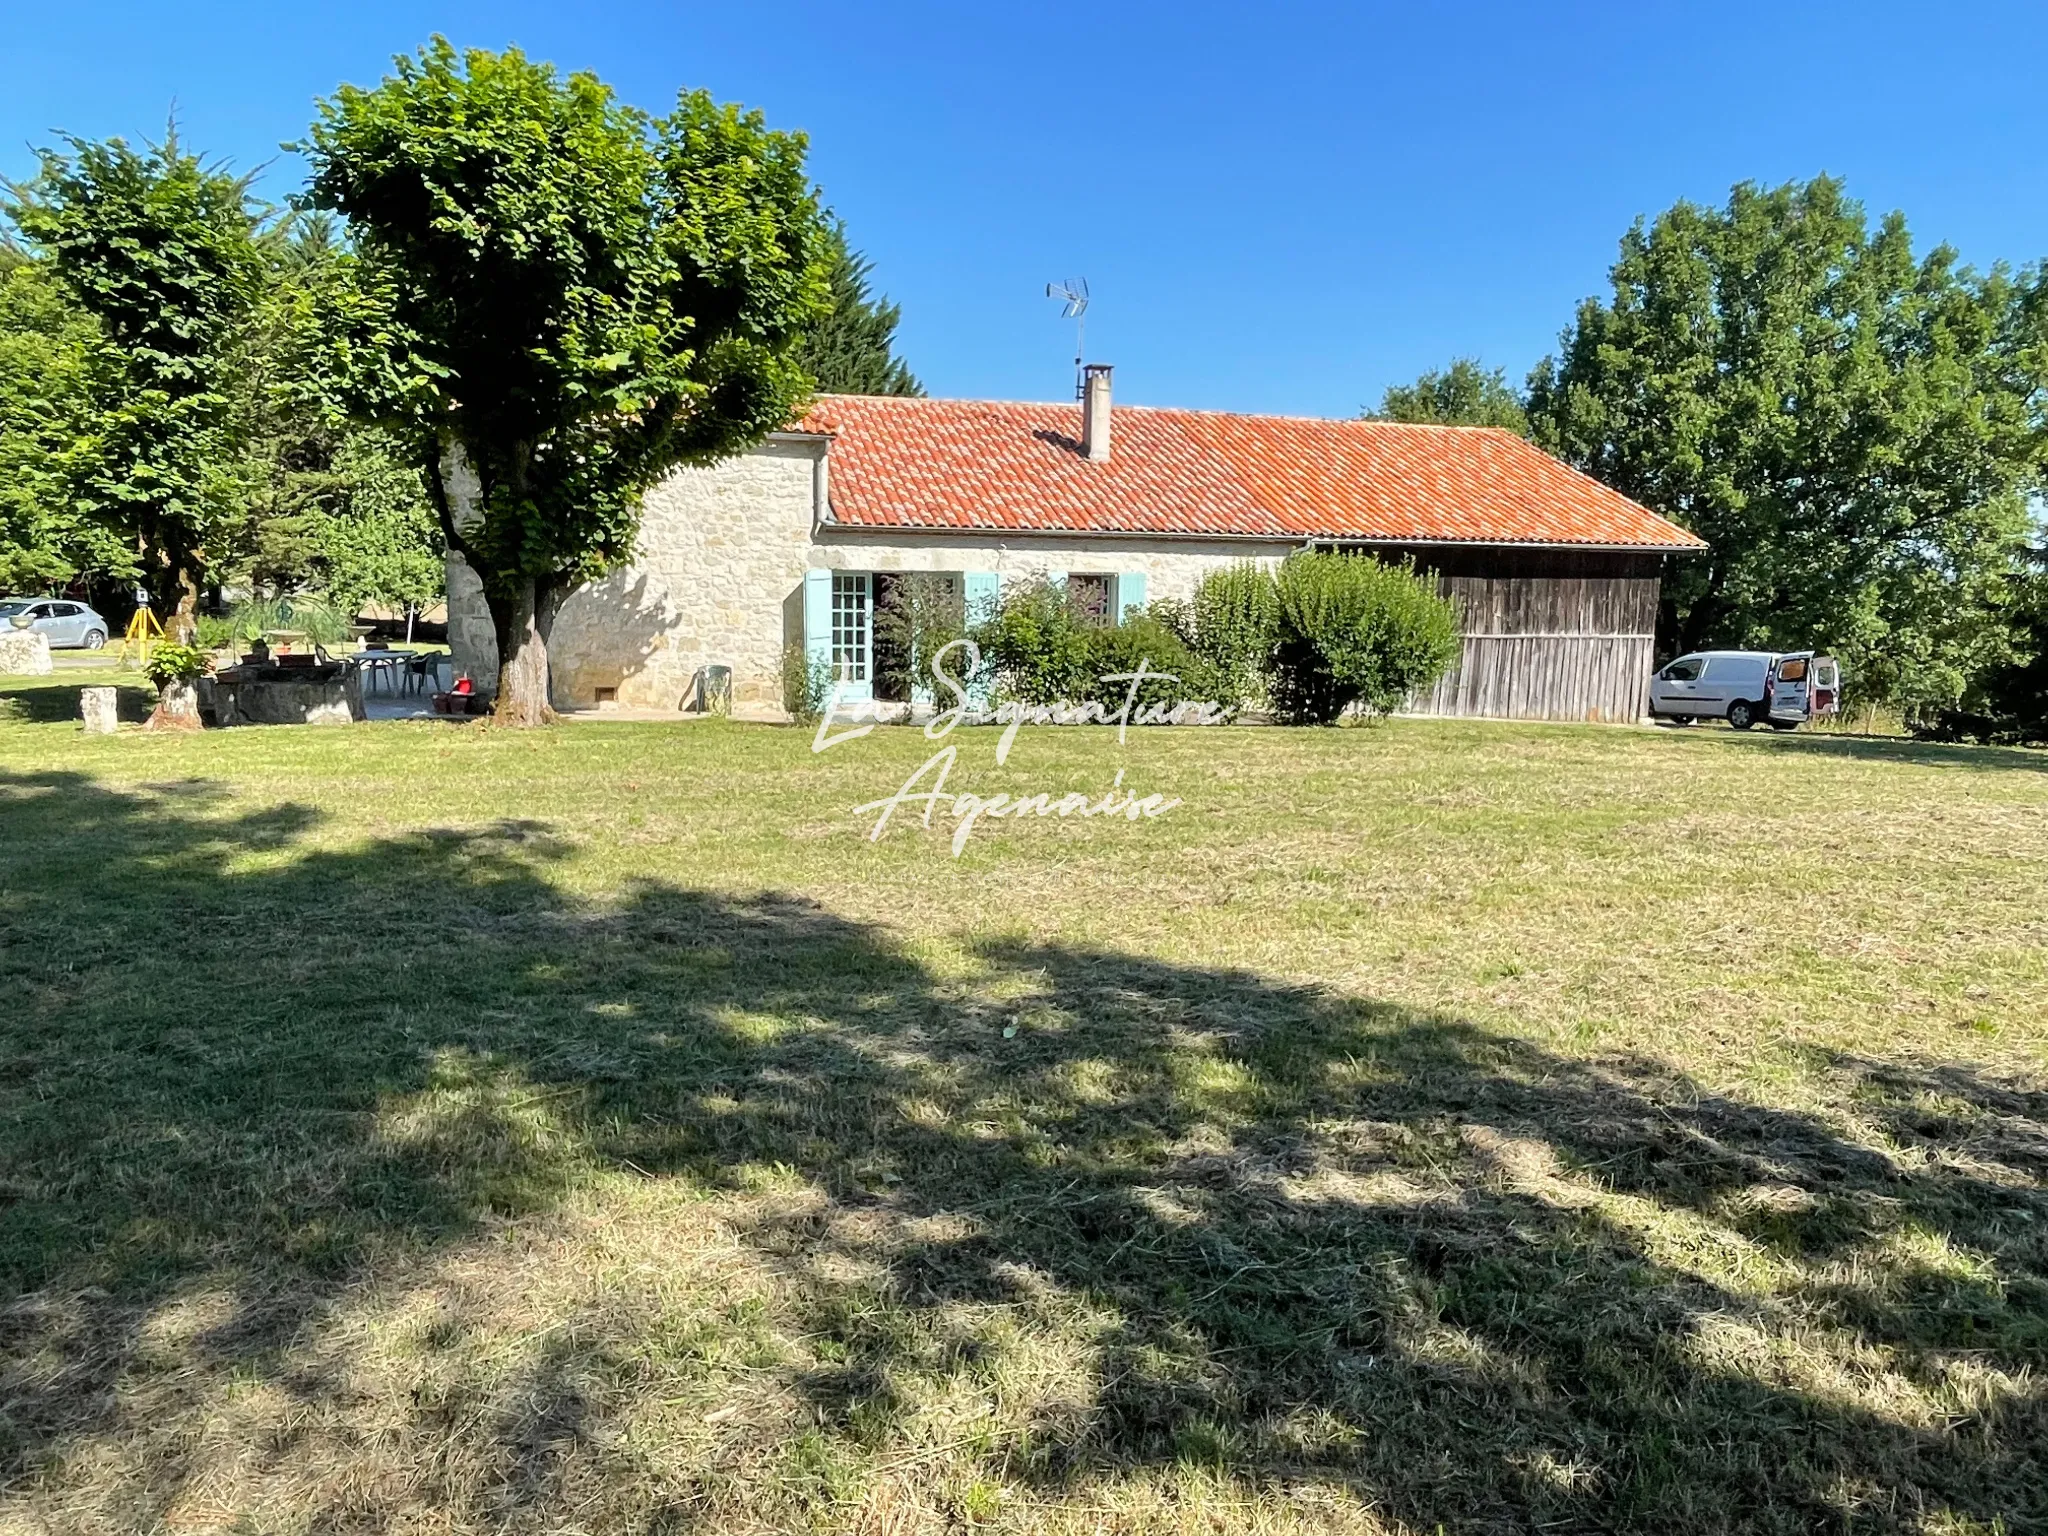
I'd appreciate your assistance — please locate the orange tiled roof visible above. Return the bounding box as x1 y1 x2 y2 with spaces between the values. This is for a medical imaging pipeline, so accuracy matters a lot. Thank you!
796 395 1704 550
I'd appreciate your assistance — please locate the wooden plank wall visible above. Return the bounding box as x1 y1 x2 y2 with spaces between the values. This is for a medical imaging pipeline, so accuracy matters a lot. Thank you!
1347 547 1666 723
1415 633 1656 722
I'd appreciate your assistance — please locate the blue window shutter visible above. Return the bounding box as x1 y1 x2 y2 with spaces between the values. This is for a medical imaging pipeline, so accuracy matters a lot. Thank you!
803 568 832 671
1117 571 1147 623
961 572 1000 708
963 571 1001 624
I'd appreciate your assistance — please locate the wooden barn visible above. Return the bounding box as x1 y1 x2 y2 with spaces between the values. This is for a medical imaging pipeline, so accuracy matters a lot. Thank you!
1352 546 1665 722
502 370 1706 718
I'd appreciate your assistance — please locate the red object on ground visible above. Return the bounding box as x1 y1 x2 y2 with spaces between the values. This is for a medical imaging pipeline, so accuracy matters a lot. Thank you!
454 675 473 695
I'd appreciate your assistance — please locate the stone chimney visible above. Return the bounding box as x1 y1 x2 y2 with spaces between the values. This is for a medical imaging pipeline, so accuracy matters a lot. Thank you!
1082 363 1113 462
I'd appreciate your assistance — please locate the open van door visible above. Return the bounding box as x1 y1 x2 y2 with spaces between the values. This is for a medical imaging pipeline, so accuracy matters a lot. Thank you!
1809 655 1840 718
1766 652 1841 728
1766 653 1811 728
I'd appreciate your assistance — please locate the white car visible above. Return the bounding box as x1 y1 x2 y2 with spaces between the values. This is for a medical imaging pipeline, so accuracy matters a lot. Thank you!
0 598 110 650
1650 649 1841 731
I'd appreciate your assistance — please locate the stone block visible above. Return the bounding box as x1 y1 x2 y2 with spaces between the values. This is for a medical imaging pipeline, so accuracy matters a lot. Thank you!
0 629 53 675
80 686 119 733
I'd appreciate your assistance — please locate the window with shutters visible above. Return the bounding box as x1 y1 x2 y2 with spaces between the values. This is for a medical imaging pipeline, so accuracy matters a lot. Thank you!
1066 573 1113 627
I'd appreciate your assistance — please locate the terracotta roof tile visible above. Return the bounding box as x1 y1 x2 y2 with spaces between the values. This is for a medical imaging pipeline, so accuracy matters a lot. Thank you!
797 395 1704 551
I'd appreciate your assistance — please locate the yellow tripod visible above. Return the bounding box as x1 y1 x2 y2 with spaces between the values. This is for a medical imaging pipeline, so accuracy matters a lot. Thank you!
115 605 164 667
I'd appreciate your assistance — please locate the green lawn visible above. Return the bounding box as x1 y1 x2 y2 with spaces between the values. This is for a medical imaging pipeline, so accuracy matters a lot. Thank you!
1 672 2044 1534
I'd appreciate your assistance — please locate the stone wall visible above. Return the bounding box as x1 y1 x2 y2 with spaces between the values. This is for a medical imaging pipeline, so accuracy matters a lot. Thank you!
202 671 364 726
548 437 824 712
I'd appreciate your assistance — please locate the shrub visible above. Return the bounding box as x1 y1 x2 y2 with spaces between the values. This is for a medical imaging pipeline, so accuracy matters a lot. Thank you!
972 581 1094 704
874 573 970 706
1181 562 1278 708
142 641 212 687
216 595 353 647
780 643 833 724
193 614 238 650
1078 615 1211 713
969 582 1223 715
1267 552 1461 723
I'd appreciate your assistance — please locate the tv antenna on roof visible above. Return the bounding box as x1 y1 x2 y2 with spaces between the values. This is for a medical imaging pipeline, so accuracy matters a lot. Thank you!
1046 278 1089 398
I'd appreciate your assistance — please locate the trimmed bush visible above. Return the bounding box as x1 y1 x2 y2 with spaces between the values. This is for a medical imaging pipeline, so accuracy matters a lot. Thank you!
1267 552 1461 723
1176 562 1278 709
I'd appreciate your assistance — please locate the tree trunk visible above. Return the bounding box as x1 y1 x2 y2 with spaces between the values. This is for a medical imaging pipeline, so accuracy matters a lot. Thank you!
431 433 562 727
492 577 554 726
146 678 202 731
143 520 204 643
168 571 201 645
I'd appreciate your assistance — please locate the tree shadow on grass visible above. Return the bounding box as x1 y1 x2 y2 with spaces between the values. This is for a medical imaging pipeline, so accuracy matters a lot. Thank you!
0 767 2042 1532
0 675 155 725
1711 729 2047 774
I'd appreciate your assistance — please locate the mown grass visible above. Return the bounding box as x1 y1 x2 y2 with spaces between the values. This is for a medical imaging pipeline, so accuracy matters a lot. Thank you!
0 670 2043 1534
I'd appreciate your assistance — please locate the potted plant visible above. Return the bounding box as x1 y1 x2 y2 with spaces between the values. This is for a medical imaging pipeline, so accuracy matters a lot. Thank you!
143 641 212 731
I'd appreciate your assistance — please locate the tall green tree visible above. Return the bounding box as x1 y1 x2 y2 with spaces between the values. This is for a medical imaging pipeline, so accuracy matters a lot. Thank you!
0 256 130 589
300 39 831 723
794 221 921 395
313 430 444 623
1527 177 2048 712
1368 357 1527 434
6 132 265 636
227 212 442 616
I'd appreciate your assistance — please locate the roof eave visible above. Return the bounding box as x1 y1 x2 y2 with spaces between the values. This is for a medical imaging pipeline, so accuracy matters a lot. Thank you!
818 513 1702 553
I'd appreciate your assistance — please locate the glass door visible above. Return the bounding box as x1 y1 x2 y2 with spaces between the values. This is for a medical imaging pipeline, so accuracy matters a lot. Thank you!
830 572 873 701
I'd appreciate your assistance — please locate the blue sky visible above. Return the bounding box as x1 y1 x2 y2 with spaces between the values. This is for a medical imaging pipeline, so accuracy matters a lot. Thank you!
5 1 2044 417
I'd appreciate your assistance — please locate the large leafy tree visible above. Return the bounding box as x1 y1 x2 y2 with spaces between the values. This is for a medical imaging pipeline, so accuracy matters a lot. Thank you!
6 133 265 637
228 213 442 616
313 431 445 623
1527 177 2048 711
794 221 922 396
0 254 131 589
1958 533 2048 739
1368 357 1527 434
300 40 832 724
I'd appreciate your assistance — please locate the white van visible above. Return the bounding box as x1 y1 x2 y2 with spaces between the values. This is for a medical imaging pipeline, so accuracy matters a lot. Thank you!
1649 650 1841 731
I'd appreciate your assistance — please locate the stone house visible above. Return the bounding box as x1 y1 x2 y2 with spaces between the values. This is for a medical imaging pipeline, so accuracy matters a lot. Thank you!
448 367 1705 721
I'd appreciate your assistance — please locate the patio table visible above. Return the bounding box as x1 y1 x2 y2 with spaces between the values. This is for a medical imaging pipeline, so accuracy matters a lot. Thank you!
350 651 409 695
